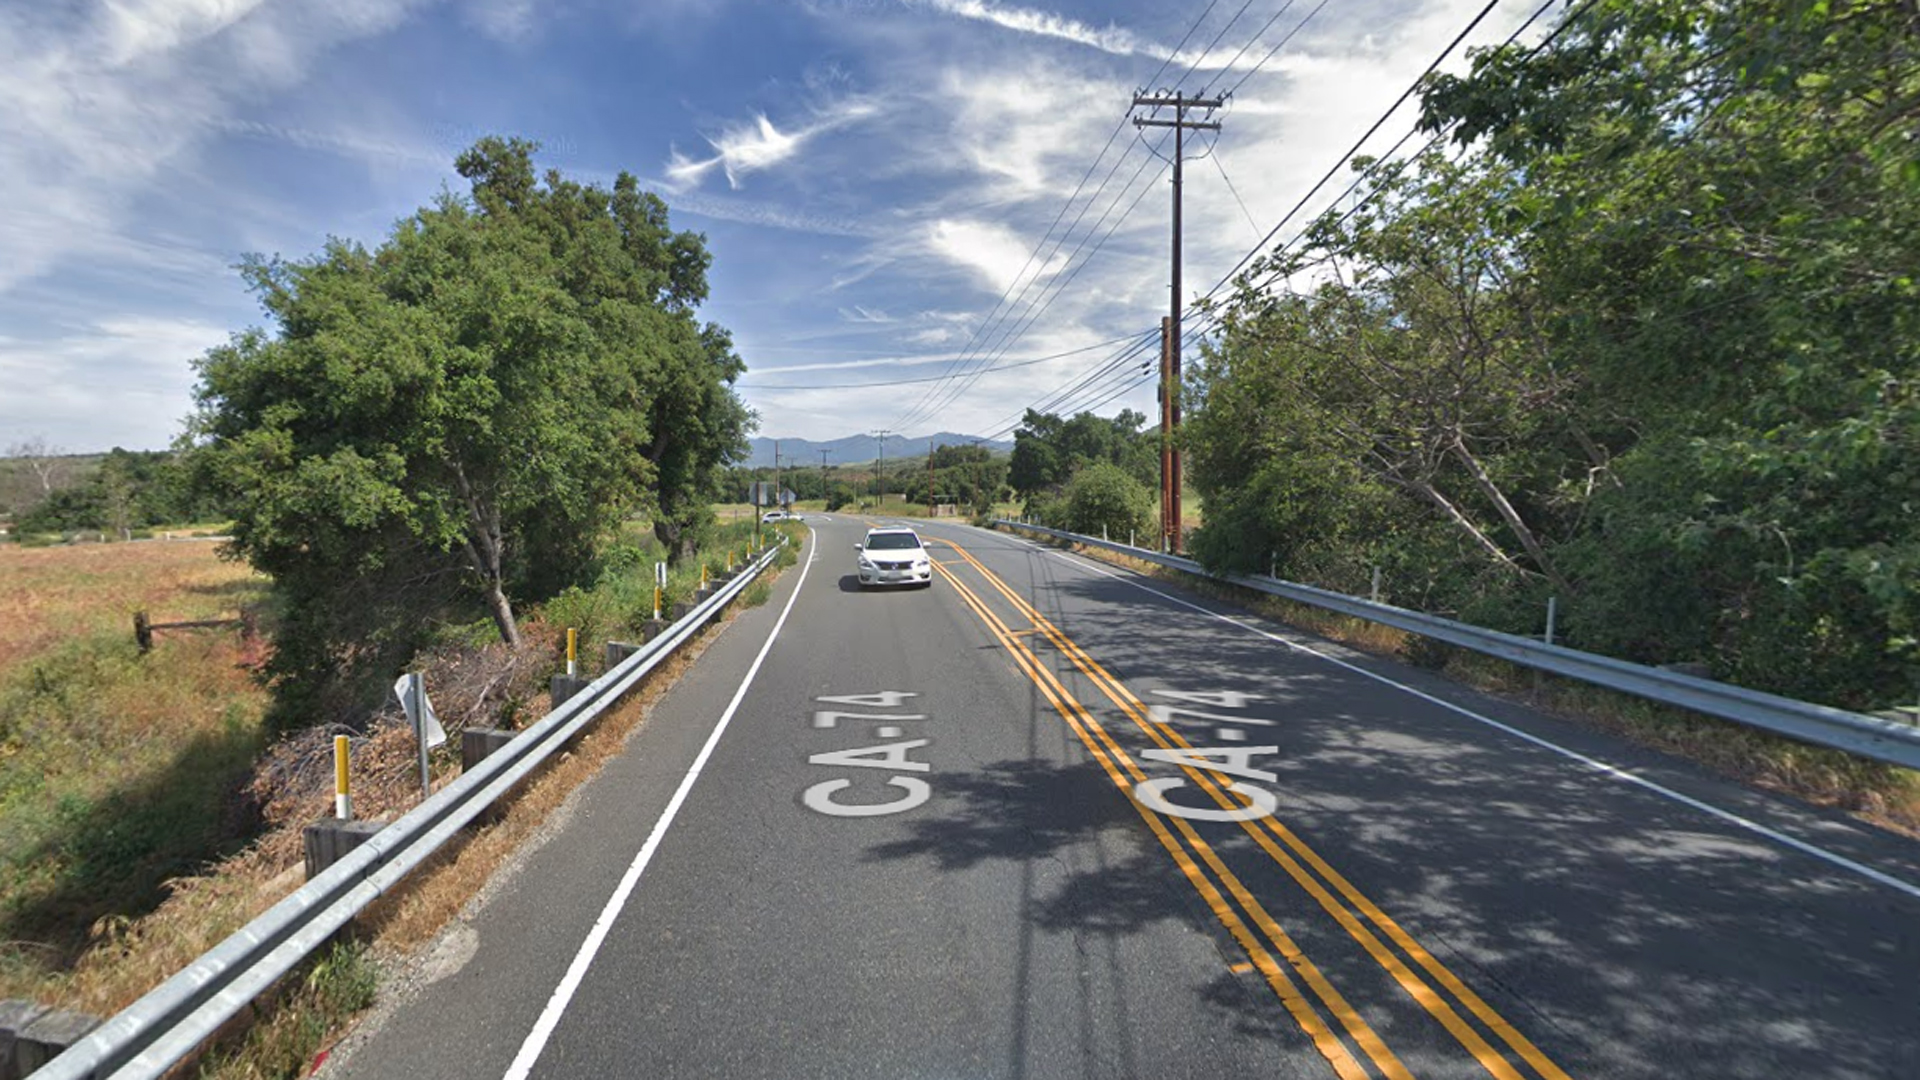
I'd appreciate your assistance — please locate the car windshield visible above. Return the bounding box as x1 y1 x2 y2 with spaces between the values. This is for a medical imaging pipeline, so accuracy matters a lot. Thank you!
864 533 921 551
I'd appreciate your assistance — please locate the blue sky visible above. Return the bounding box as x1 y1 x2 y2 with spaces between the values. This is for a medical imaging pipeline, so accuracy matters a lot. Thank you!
0 0 1545 454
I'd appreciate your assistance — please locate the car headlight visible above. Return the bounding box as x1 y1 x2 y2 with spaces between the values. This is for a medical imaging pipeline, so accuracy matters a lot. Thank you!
858 557 875 569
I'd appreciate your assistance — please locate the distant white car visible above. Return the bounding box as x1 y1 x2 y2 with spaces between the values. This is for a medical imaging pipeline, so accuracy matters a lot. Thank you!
761 510 787 523
855 527 932 588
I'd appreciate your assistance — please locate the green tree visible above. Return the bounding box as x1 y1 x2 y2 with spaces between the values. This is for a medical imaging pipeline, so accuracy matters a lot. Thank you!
1415 0 1920 703
1188 0 1920 706
1009 409 1155 496
1061 462 1153 541
190 137 748 724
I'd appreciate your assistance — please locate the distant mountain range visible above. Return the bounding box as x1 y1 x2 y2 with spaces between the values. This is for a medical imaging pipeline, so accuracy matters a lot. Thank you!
743 433 1012 469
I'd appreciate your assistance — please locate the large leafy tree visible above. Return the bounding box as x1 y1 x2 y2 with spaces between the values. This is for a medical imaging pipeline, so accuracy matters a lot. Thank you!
1188 0 1920 707
1418 0 1920 702
1008 408 1156 496
190 138 749 723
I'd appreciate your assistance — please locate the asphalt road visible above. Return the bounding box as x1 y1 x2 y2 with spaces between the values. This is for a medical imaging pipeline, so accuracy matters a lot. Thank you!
320 516 1920 1080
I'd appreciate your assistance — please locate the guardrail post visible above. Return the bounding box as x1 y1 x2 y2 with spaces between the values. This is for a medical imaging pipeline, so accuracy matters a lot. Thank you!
1545 596 1558 646
642 618 667 643
672 601 691 620
2 1000 47 1080
9 1007 99 1080
303 819 383 881
461 728 516 772
1371 566 1382 604
605 641 640 667
550 675 590 710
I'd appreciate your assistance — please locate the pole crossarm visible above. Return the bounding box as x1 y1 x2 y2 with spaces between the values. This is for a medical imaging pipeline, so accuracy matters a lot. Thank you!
1134 119 1223 130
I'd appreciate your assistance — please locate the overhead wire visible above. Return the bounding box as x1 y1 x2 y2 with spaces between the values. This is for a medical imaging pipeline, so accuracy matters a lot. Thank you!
1204 0 1302 91
883 0 1228 435
1175 0 1578 362
950 0 1345 439
923 0 1527 444
972 330 1163 440
736 331 1156 391
895 134 1175 431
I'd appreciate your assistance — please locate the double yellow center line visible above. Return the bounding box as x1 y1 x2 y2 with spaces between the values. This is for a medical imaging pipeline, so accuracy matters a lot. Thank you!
929 536 1574 1080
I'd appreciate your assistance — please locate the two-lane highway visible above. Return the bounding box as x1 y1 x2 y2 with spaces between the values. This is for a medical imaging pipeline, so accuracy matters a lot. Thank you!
322 516 1920 1079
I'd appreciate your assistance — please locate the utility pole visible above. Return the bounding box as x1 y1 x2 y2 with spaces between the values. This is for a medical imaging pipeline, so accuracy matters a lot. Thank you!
773 440 781 513
1134 89 1223 553
872 430 892 510
819 448 831 508
928 444 938 517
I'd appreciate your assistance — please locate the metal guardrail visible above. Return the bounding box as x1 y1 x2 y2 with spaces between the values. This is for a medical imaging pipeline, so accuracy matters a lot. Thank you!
993 520 1920 772
37 539 789 1080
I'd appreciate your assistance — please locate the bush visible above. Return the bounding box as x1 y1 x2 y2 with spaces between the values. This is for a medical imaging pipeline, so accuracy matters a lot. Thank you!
1061 463 1153 541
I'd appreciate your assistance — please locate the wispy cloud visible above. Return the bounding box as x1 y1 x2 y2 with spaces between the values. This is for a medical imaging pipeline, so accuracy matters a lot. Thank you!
465 0 540 43
0 0 427 295
915 0 1154 57
927 218 1069 295
0 315 232 449
838 306 893 323
665 98 879 191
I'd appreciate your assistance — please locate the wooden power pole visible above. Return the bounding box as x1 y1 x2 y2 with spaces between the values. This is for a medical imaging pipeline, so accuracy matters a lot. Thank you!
1133 89 1223 552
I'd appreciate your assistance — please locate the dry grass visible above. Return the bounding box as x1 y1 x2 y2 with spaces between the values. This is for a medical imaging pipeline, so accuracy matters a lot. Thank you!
0 539 264 674
0 541 273 1001
1032 532 1920 838
0 534 793 1080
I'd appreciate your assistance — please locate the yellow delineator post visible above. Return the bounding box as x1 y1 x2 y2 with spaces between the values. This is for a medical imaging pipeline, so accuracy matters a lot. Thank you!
701 564 709 590
333 735 351 820
566 628 577 677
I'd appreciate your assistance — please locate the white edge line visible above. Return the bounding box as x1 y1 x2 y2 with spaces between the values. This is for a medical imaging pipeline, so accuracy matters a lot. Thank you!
503 531 817 1080
1032 541 1920 902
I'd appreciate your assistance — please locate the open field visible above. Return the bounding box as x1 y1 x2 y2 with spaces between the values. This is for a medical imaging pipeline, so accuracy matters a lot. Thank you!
0 540 272 986
0 521 799 1056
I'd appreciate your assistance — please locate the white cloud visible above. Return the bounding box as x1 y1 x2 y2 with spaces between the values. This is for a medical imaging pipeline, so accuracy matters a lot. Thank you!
466 0 540 43
100 0 272 67
664 98 880 192
0 0 427 296
0 316 232 451
917 0 1155 57
928 218 1067 295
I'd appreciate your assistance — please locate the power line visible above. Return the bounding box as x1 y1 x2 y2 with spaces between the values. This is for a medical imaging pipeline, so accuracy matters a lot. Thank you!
1211 146 1263 239
1176 0 1582 363
1205 0 1303 92
971 330 1164 441
1193 0 1509 311
736 332 1152 390
1172 0 1257 90
884 0 1228 436
901 0 1345 443
897 139 1176 432
1221 0 1335 98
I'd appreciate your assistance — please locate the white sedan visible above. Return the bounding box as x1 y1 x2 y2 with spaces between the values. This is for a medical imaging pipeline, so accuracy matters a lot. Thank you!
855 527 933 588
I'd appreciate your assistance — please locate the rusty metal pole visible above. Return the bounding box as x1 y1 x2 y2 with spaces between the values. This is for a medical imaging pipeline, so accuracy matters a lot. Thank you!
1170 100 1184 553
1159 316 1174 551
1134 90 1220 554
